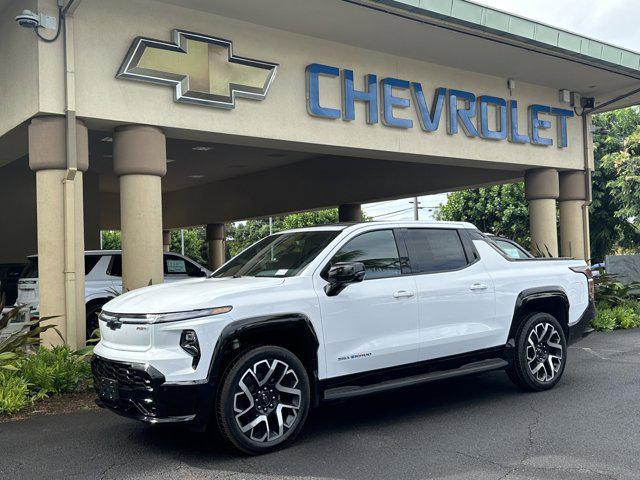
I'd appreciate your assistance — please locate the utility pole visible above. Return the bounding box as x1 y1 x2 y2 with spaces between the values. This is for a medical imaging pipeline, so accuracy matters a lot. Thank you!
413 197 419 220
269 217 273 235
180 229 185 255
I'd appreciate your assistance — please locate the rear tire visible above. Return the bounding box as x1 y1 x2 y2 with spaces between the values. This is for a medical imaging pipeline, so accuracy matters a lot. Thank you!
506 312 567 391
215 346 310 454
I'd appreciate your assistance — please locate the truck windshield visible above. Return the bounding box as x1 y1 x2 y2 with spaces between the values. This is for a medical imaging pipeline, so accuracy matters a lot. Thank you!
214 231 340 278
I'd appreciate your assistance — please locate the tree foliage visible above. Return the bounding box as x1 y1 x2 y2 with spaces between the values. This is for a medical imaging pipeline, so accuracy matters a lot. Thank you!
225 209 341 257
100 230 121 250
590 108 640 260
170 227 207 266
437 107 640 260
436 183 530 248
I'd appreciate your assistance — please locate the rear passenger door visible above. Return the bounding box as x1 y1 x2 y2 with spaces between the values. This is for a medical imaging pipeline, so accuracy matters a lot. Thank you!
401 228 499 361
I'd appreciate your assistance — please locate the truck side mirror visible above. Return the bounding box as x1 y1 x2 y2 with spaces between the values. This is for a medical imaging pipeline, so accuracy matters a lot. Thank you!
324 262 365 296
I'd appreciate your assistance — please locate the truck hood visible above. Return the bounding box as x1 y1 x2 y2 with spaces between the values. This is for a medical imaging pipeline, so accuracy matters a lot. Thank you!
102 276 285 314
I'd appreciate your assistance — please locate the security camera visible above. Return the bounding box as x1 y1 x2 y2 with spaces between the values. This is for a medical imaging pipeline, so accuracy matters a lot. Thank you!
15 9 41 28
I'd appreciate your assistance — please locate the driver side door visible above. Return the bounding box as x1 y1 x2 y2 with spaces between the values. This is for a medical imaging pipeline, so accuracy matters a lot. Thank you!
314 229 419 379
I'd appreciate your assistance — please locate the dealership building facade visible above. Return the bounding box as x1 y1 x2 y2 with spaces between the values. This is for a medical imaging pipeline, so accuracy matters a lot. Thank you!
1 0 639 347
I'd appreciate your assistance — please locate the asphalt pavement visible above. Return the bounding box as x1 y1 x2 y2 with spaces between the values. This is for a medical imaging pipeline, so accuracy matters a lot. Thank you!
2 330 640 480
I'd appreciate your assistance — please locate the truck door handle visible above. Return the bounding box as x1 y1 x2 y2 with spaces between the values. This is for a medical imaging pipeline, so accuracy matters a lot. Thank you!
393 290 415 298
470 283 488 291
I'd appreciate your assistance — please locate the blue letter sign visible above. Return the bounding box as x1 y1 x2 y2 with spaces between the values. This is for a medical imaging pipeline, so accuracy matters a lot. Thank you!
381 78 413 129
306 63 341 119
342 69 378 124
305 64 573 148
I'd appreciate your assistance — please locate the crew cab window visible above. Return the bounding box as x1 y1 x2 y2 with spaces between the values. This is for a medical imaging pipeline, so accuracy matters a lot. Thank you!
330 230 402 280
404 228 468 273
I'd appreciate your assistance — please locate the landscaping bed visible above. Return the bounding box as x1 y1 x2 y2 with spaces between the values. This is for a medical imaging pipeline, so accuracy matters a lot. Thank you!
0 387 98 423
591 273 640 331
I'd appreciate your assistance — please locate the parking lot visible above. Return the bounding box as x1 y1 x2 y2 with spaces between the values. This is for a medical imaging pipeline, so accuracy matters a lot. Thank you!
2 329 639 480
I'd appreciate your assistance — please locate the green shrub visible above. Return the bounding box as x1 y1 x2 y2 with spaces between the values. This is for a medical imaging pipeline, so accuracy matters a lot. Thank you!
18 346 92 396
592 303 640 331
616 305 640 329
592 308 618 331
0 371 31 415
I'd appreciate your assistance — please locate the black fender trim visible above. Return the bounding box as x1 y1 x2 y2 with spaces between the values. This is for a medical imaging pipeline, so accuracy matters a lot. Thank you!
193 313 321 426
510 286 570 339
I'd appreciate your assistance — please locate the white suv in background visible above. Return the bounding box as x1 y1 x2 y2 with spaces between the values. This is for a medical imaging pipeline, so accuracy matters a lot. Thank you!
15 251 211 338
92 222 595 454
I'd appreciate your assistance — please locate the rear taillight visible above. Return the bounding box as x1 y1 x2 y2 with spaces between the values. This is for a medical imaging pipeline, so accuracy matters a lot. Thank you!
570 266 595 301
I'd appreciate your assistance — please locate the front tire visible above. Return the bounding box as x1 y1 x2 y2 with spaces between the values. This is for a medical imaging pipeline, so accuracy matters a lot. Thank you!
215 346 310 454
506 312 567 391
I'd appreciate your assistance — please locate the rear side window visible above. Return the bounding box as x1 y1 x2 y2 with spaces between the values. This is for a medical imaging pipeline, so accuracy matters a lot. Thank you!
404 229 468 273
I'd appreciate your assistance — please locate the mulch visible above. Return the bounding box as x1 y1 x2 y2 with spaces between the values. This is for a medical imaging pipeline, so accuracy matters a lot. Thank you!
0 388 99 423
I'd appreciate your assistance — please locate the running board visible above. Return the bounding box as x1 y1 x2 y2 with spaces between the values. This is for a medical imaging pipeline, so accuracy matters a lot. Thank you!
323 358 508 401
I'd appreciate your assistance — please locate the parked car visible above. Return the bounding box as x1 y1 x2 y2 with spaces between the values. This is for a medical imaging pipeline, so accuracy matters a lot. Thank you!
0 263 26 306
92 222 595 454
14 251 211 339
485 234 533 259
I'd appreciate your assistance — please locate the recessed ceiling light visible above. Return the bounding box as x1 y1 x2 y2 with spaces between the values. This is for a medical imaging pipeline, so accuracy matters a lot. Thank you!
188 174 205 179
588 85 597 89
101 136 113 143
192 146 212 151
103 154 113 158
166 159 175 164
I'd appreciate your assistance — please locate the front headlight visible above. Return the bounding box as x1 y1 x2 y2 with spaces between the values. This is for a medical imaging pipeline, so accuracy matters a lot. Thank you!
100 306 233 325
151 306 233 324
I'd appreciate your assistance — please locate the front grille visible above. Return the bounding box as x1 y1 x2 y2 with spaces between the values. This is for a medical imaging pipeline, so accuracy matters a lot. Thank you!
92 356 152 390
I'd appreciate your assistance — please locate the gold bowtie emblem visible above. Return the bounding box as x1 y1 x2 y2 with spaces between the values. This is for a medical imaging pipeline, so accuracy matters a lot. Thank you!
117 30 278 109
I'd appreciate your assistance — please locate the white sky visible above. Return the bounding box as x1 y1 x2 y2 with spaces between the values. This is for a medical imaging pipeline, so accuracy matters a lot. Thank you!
363 0 640 221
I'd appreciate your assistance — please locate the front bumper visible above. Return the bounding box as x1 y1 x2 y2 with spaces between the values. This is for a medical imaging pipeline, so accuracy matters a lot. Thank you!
567 301 596 345
91 355 210 426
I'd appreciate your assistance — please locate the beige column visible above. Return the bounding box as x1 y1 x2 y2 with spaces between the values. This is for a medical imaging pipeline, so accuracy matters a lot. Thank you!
162 230 171 252
525 169 559 257
114 126 166 291
28 116 88 347
338 203 362 222
207 223 226 271
559 171 588 259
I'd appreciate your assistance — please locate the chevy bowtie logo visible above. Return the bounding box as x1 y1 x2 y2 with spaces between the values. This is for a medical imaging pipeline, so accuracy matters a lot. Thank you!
117 30 278 109
106 319 123 331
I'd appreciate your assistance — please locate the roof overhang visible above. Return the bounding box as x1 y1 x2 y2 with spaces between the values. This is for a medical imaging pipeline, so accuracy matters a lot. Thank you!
155 0 640 112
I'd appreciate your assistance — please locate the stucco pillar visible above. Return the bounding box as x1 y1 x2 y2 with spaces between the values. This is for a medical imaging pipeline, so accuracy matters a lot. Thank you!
559 171 588 259
525 169 559 257
114 126 166 291
207 223 226 271
162 230 171 253
338 203 362 222
28 116 88 348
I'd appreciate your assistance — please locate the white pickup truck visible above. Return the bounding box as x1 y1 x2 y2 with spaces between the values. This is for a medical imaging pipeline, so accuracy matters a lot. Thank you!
92 221 595 454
